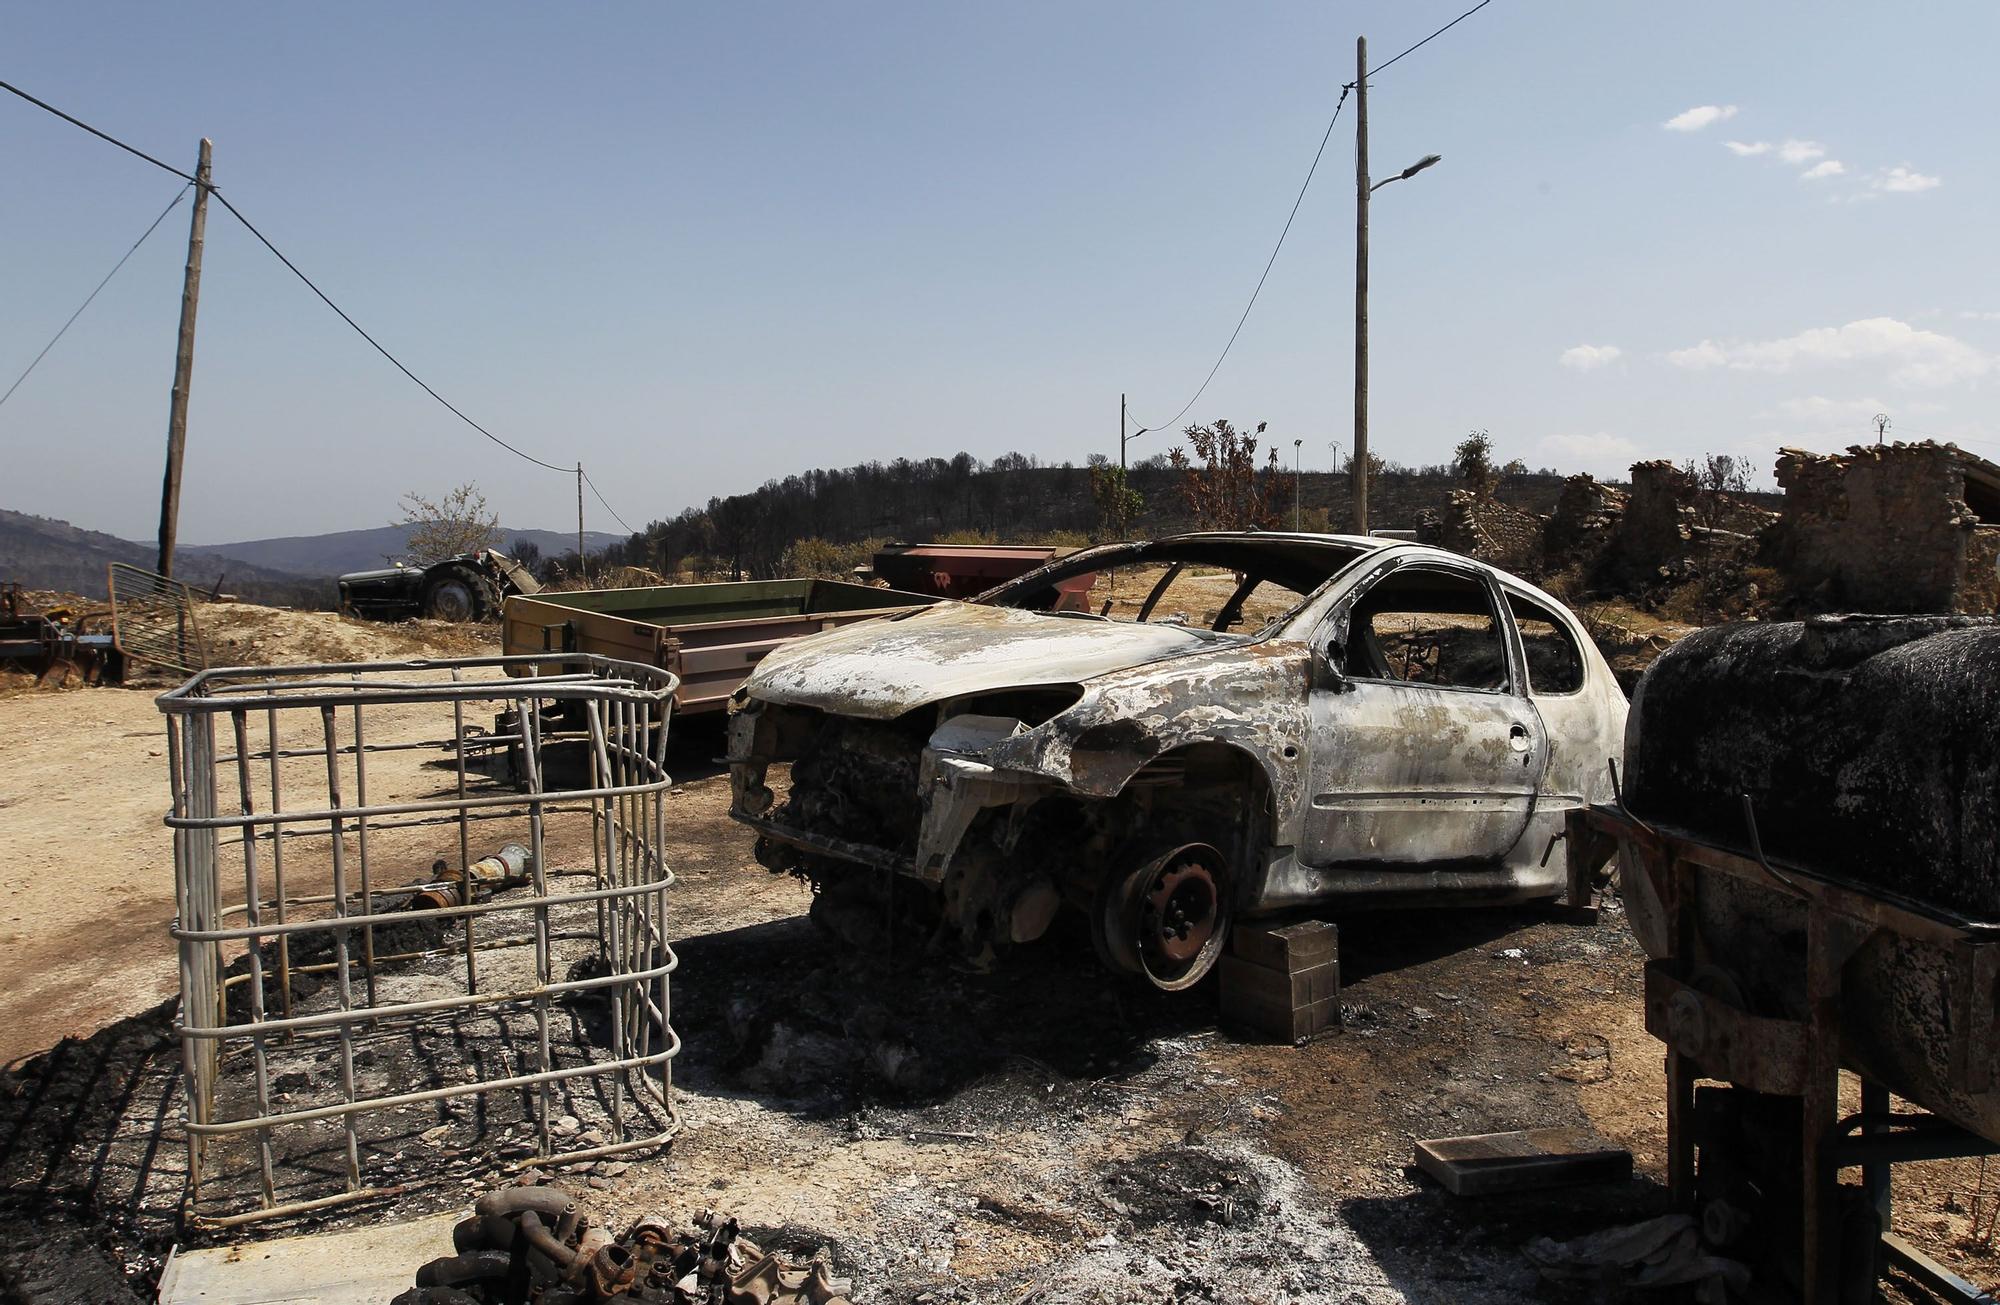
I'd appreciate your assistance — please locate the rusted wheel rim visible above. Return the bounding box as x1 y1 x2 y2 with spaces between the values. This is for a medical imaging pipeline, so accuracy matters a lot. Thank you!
1142 857 1219 964
427 579 476 622
1100 842 1231 991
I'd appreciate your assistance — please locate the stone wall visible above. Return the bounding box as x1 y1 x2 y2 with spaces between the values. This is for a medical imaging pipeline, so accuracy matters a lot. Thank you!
1594 460 1699 587
1769 441 2000 614
1541 474 1627 565
1419 490 1542 569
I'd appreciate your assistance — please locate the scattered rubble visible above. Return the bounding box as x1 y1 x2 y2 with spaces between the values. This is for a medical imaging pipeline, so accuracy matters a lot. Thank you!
395 1185 853 1305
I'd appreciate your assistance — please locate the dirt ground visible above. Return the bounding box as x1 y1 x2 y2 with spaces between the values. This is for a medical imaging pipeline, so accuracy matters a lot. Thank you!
3 604 1999 1302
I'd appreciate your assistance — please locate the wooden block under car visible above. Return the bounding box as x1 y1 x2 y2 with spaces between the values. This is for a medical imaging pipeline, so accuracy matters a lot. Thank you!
1220 921 1340 1043
1413 1127 1633 1196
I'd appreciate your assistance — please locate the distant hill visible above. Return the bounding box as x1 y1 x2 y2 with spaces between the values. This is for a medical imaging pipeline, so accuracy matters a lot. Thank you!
0 509 335 605
183 525 623 577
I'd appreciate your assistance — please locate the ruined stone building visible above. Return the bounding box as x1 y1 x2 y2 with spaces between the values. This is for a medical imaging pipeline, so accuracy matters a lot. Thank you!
1768 441 2000 614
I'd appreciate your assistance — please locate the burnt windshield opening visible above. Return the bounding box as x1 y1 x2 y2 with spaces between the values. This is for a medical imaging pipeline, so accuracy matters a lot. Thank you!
981 536 1376 634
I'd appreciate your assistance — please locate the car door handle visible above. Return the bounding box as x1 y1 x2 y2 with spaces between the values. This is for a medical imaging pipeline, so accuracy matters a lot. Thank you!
1508 723 1532 751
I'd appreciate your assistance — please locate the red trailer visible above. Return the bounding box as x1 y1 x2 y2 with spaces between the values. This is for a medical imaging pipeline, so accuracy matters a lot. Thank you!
870 543 1095 610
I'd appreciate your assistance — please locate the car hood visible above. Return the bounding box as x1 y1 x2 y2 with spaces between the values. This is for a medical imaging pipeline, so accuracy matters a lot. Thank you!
745 602 1224 719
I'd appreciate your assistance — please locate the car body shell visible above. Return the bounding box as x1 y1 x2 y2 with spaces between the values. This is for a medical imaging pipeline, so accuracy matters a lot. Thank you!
727 532 1627 925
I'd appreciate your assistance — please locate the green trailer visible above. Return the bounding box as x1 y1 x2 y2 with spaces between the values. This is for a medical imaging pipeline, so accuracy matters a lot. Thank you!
501 578 937 713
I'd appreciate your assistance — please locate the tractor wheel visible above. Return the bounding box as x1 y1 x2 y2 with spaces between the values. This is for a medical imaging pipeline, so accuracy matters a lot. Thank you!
420 566 492 622
1096 841 1232 992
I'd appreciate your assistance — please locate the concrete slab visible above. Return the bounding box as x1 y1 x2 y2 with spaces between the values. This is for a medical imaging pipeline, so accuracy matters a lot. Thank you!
157 1210 464 1305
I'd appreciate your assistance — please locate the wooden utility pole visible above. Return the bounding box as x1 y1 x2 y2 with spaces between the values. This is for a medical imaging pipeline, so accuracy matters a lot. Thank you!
157 138 212 578
576 463 586 581
1119 392 1127 475
1351 38 1370 537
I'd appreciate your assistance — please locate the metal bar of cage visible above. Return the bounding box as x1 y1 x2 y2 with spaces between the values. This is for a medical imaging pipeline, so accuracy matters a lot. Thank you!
159 653 680 1226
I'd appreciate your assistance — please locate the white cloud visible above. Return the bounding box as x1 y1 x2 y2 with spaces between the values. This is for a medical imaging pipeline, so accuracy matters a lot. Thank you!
1667 318 1991 387
1875 165 1941 193
1723 140 1771 157
1559 344 1623 372
1960 311 2000 322
1777 139 1826 165
1665 340 1728 369
1664 104 1738 132
1799 160 1846 180
1536 432 1642 475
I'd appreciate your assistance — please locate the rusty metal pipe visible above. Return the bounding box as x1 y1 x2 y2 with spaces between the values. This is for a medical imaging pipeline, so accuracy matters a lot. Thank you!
474 1186 578 1222
518 1210 580 1269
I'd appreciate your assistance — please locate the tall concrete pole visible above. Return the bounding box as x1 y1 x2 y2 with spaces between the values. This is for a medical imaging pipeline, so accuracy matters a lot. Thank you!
576 463 586 580
1119 392 1126 475
157 138 212 578
1352 38 1370 536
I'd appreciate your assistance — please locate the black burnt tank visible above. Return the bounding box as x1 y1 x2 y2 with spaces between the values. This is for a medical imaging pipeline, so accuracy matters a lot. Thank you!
1624 614 2000 919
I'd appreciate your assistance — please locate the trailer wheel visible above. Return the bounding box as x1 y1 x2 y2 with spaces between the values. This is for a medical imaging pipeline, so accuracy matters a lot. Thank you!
1096 841 1231 992
422 566 492 622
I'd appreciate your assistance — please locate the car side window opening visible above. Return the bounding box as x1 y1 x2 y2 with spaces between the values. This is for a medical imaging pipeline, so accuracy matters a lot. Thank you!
1508 593 1587 695
1345 567 1510 692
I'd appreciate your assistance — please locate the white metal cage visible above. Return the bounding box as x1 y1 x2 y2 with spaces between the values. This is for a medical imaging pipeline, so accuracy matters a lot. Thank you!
158 654 679 1225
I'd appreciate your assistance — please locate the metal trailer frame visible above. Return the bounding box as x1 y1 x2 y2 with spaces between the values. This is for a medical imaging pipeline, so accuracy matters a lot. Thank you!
158 654 681 1227
1570 795 2000 1305
109 561 208 677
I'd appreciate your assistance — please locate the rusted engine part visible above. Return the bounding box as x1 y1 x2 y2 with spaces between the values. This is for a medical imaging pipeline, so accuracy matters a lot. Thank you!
402 843 535 912
739 703 1254 983
395 1185 853 1305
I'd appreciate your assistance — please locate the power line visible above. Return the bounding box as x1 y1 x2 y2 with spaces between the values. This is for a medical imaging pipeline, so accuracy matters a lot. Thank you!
205 190 577 474
0 78 198 182
1128 0 1498 440
0 183 189 412
1128 84 1352 438
1367 0 1497 79
1 75 645 529
581 469 637 534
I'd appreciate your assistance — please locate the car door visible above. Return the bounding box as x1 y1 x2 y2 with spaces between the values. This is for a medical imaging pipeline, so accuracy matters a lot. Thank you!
1300 558 1547 868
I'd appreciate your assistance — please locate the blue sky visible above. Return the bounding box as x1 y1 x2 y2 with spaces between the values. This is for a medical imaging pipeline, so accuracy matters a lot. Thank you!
4 2 1995 543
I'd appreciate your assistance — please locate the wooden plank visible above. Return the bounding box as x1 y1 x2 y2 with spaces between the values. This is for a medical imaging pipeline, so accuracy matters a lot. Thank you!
1413 1127 1632 1196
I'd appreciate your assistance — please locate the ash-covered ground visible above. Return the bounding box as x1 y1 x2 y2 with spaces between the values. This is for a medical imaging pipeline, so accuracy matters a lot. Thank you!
8 715 1987 1302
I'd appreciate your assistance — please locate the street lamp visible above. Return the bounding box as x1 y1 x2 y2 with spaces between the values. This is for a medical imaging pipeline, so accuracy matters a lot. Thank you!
1371 153 1442 193
1352 34 1442 536
1119 392 1157 474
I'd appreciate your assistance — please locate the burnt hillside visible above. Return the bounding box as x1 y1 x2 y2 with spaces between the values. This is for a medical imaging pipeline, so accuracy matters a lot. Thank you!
590 451 1577 580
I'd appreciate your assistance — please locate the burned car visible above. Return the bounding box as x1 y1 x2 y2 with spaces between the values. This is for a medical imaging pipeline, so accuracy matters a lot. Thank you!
728 533 1626 990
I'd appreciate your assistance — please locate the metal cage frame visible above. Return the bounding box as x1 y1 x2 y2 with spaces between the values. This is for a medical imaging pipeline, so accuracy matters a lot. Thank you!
158 653 680 1226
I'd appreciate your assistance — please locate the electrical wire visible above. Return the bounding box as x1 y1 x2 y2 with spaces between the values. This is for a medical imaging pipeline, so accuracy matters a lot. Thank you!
0 75 645 532
0 78 198 182
1127 0 1499 440
1367 0 1496 79
0 183 189 412
204 190 577 474
1127 84 1351 440
581 469 638 534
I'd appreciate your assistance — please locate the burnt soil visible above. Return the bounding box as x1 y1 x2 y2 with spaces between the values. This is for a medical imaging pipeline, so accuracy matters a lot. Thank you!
4 712 1997 1302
